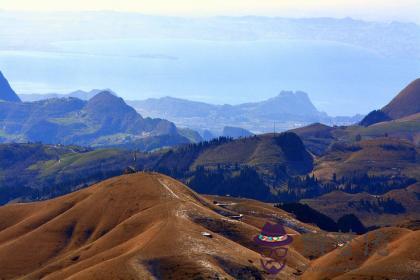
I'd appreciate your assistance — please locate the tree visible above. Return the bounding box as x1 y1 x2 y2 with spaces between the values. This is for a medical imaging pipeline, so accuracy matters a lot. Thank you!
337 214 367 234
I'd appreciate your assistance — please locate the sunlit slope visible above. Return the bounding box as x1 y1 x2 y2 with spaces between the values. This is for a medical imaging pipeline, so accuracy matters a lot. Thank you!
382 78 420 119
313 138 419 180
0 172 310 279
302 227 420 280
190 133 313 175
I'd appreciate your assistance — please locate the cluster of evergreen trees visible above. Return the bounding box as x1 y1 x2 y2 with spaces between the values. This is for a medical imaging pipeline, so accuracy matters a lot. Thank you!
156 161 416 203
188 166 270 201
347 198 406 214
276 202 367 234
331 173 416 195
281 173 415 201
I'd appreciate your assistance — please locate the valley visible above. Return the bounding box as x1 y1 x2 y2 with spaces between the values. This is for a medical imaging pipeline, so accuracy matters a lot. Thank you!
0 44 420 280
1 172 418 279
0 78 419 234
0 23 418 278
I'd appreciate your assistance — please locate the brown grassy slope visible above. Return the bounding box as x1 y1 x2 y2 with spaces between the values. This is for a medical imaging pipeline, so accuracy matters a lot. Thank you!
301 227 420 280
313 137 419 181
205 195 319 233
383 78 420 119
0 172 310 280
350 113 420 145
205 195 354 261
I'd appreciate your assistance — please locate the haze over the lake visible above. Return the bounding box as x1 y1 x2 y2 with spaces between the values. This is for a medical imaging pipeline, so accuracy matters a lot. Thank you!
2 0 419 22
0 0 419 116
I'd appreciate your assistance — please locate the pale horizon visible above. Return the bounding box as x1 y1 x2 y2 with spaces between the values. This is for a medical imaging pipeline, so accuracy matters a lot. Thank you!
0 0 419 23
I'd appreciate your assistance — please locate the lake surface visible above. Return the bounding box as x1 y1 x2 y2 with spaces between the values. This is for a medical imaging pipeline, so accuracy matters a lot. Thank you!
0 38 419 115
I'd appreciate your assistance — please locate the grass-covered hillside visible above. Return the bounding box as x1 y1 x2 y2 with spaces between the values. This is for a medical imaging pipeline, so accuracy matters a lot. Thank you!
0 132 313 204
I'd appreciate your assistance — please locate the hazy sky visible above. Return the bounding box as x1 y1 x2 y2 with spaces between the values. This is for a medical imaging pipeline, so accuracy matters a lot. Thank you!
1 0 419 23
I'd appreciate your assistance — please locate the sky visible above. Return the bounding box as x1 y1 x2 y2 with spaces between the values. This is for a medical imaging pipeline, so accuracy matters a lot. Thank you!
1 0 419 23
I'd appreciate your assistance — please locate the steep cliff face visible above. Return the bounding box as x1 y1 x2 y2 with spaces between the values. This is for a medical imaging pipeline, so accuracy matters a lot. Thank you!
0 71 21 102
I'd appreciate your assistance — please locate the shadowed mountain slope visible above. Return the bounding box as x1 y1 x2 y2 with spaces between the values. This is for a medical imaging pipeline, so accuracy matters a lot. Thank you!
0 71 21 102
359 110 392 127
302 183 420 228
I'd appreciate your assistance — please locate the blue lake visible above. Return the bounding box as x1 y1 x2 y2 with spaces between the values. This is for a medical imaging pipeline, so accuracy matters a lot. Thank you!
0 38 419 115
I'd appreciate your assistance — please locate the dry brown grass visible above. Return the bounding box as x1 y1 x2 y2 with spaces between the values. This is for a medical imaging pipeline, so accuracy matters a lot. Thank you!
0 173 311 279
1 172 417 279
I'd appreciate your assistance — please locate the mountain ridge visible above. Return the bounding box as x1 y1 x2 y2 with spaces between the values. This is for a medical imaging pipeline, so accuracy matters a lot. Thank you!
382 78 420 119
360 77 420 126
128 91 361 135
0 71 21 102
0 90 191 149
19 89 116 102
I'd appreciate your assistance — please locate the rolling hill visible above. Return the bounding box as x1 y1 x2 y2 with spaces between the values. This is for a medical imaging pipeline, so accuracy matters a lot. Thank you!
287 79 420 230
0 132 314 204
0 172 417 279
0 130 417 213
313 137 419 181
0 75 418 231
382 78 420 119
156 133 312 174
302 227 420 280
0 172 313 279
294 79 420 157
359 77 420 127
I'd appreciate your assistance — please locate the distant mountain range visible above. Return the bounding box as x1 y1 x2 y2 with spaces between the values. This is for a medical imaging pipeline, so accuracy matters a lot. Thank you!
19 89 114 102
0 91 195 150
222 126 253 138
1 71 200 150
128 92 363 135
19 89 362 137
2 12 419 59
